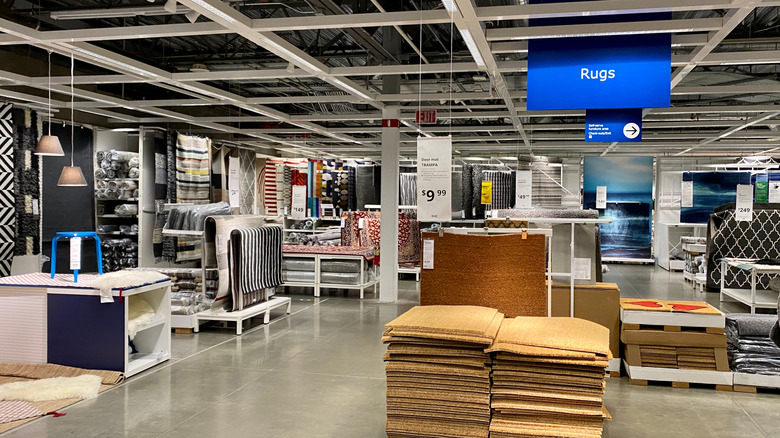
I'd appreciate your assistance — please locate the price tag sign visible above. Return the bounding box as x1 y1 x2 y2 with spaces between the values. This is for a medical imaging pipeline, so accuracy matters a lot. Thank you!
422 239 434 269
596 186 607 209
228 156 240 208
681 181 693 208
515 170 532 208
481 181 493 205
417 136 452 221
770 182 780 203
736 184 753 222
291 185 306 220
70 237 82 271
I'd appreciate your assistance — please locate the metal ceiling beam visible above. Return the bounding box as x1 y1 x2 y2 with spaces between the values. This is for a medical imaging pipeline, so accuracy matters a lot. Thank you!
450 0 532 153
177 0 382 112
486 18 724 41
670 3 760 89
676 110 780 154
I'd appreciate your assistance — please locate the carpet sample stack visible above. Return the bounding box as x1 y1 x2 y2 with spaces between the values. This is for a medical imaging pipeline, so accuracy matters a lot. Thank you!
485 317 611 438
101 238 138 272
383 305 504 438
726 313 780 376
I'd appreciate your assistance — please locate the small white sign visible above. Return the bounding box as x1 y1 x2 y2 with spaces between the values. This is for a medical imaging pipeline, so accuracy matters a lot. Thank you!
228 156 240 208
417 136 452 221
736 184 753 222
32 199 39 216
340 217 345 228
515 170 532 209
291 185 306 220
596 186 607 209
681 180 693 208
69 237 81 271
422 239 434 269
358 218 365 229
769 182 780 203
573 257 591 281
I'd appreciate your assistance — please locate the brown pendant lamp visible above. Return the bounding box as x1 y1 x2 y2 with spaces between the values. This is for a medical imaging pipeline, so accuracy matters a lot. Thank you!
34 50 64 156
57 53 87 187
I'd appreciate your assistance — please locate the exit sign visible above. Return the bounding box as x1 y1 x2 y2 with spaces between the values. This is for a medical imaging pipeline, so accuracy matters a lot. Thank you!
415 109 437 124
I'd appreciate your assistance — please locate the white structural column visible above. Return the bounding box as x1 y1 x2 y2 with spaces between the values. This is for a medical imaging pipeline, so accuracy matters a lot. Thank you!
379 106 401 302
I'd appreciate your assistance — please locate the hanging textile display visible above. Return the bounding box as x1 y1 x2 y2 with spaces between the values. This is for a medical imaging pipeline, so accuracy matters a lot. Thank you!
356 165 380 209
238 149 256 215
462 163 473 218
12 107 39 256
364 217 422 264
681 171 752 224
399 173 417 206
175 133 211 204
261 160 278 215
153 133 167 260
583 156 653 260
0 104 15 276
347 166 357 211
483 170 515 210
451 171 463 217
166 131 177 202
228 225 282 311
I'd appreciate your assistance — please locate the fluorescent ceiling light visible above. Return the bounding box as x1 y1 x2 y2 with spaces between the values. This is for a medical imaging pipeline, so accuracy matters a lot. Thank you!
441 0 457 13
50 5 191 20
189 0 237 23
72 47 163 79
459 29 486 67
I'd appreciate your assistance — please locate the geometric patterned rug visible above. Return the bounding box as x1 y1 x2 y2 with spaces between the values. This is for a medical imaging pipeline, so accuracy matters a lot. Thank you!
0 103 15 277
238 148 256 215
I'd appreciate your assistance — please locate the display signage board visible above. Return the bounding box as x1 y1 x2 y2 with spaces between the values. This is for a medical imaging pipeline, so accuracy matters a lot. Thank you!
527 34 671 110
481 181 493 205
736 184 753 222
596 186 607 209
417 136 452 221
755 181 769 203
70 237 81 271
769 182 780 203
228 156 240 208
415 109 437 124
291 185 307 220
681 181 693 208
515 170 532 208
585 109 642 142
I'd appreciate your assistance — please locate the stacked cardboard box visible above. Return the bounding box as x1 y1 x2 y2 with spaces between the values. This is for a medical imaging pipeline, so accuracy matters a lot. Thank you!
486 317 611 438
382 305 503 438
620 299 732 386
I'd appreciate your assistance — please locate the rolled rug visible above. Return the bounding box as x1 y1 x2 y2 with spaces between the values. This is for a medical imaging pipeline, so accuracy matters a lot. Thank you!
95 169 106 180
128 168 140 179
96 150 105 162
120 180 138 191
114 204 138 216
128 157 140 168
107 180 119 191
105 189 120 200
105 169 116 179
96 179 108 189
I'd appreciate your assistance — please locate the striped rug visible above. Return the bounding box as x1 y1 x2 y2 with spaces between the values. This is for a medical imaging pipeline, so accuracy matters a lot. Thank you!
175 134 210 204
228 225 282 311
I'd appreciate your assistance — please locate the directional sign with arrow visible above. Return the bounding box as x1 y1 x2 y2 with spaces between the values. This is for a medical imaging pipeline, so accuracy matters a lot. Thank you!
585 109 643 143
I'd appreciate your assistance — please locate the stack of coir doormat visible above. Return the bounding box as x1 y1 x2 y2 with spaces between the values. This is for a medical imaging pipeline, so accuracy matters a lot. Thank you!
382 305 504 438
383 306 611 438
486 317 611 438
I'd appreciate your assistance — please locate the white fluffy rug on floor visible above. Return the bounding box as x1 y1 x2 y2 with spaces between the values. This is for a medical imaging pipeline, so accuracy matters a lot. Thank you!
0 375 102 402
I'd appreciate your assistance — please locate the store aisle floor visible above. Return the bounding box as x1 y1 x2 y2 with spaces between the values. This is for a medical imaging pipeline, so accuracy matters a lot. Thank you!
2 265 777 438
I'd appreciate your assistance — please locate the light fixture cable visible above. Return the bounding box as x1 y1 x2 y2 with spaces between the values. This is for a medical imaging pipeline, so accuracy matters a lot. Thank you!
47 50 52 135
70 53 75 167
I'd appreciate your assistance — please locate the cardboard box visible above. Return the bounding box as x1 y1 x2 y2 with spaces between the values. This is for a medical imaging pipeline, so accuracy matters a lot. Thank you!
620 327 727 349
550 282 620 358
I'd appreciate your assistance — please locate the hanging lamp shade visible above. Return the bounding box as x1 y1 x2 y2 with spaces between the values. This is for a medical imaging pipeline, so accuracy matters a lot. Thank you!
57 165 87 187
35 135 64 156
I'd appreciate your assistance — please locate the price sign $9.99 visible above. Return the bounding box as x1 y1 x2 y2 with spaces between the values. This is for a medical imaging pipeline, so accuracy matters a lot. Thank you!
421 189 447 202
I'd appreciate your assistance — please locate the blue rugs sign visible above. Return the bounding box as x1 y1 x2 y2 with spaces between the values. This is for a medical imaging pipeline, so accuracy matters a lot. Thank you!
527 34 671 110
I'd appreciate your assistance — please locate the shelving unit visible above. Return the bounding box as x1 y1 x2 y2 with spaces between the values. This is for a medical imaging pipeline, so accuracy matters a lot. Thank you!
281 252 378 299
656 223 707 271
720 258 780 313
282 216 342 243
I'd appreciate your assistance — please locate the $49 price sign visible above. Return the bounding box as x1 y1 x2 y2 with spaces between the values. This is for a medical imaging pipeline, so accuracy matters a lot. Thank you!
421 189 447 202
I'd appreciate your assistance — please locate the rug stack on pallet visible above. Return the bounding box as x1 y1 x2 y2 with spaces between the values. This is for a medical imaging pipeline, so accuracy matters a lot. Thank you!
382 305 504 438
486 317 611 438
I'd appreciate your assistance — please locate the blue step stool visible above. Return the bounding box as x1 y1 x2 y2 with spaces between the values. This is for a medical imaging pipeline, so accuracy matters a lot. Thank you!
51 232 103 282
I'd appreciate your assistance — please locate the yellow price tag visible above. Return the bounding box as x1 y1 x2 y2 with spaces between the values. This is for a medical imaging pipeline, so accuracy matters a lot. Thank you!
481 181 493 204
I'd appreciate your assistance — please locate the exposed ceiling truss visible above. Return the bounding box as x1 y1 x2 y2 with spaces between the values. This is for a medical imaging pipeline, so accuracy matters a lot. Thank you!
0 0 777 158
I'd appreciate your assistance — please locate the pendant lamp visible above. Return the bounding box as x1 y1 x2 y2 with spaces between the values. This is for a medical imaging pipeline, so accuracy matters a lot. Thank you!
57 53 87 187
34 50 64 156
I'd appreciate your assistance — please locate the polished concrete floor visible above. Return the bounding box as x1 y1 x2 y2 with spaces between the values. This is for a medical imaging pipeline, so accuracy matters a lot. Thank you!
3 265 779 437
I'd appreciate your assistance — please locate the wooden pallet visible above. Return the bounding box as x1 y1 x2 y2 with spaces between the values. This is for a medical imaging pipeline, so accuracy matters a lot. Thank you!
622 323 724 334
629 379 732 391
733 384 780 394
173 327 194 334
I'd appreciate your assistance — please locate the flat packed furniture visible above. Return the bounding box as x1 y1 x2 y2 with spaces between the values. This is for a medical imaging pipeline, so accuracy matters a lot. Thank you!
0 273 171 377
720 258 780 313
